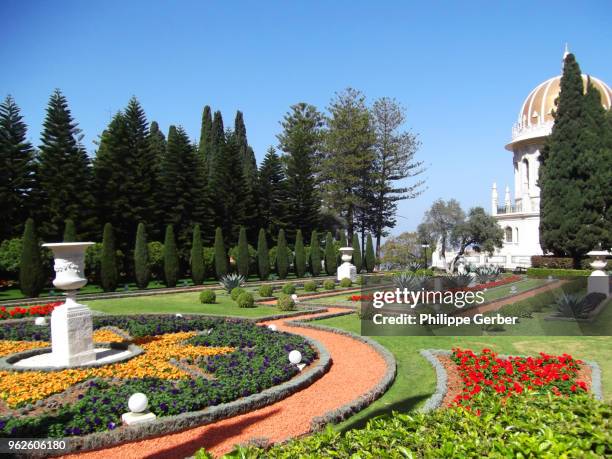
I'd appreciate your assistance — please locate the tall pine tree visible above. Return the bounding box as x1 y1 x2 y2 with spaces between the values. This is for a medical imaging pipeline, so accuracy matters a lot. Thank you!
37 89 96 240
234 111 259 242
198 105 213 173
258 147 289 238
0 96 36 241
277 103 323 239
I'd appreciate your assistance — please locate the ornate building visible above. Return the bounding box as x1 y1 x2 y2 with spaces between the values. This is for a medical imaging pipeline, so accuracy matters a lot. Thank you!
434 49 612 270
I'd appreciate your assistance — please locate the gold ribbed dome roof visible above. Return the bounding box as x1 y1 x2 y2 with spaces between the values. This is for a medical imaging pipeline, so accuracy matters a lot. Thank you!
518 74 612 127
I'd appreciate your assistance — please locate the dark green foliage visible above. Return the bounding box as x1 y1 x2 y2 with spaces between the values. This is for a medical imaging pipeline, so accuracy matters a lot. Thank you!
364 233 375 272
258 284 273 297
281 282 296 294
257 228 270 280
236 227 250 277
276 229 289 279
277 103 322 239
309 230 321 276
231 287 246 301
147 121 167 240
323 280 335 290
294 229 306 277
62 219 77 242
235 111 260 242
0 238 22 278
0 96 37 242
337 230 347 265
198 105 213 173
526 267 591 278
539 53 611 266
100 223 118 292
352 233 362 273
199 289 216 304
339 278 352 288
236 291 255 308
258 147 289 237
19 219 45 297
213 227 228 279
324 232 337 275
37 90 96 241
134 223 150 289
147 241 164 280
276 293 295 311
190 224 205 285
303 280 317 292
163 225 179 288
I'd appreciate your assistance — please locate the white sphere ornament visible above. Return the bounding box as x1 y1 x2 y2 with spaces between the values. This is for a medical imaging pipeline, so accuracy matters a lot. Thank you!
288 350 302 365
291 294 299 303
268 324 277 331
128 393 149 413
34 317 47 326
175 313 183 318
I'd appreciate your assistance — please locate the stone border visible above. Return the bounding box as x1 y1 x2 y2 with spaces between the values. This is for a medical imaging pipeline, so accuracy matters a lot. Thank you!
277 312 397 431
418 349 604 414
15 334 331 458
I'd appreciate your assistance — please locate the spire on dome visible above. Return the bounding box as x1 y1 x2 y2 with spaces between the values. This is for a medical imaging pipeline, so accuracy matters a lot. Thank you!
563 43 570 60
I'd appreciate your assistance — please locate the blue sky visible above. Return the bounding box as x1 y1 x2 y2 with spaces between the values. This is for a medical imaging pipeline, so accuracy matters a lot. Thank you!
1 1 611 236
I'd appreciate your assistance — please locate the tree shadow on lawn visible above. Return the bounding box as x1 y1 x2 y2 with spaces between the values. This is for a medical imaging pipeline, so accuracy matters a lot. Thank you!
337 394 430 433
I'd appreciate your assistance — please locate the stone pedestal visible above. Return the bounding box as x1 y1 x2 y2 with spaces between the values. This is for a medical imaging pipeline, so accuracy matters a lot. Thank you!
587 250 610 297
122 411 156 426
337 246 357 282
51 292 95 366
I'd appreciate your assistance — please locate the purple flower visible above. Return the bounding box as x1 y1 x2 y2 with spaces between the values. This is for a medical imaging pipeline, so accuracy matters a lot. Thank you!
0 420 5 430
108 422 116 430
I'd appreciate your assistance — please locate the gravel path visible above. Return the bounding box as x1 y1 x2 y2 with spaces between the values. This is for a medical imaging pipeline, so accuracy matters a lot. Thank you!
61 308 387 459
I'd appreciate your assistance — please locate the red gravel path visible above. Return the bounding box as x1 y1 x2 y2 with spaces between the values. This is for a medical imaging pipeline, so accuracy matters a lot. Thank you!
62 308 387 459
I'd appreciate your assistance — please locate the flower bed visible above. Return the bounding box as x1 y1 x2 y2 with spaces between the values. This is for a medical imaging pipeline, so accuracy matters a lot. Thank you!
0 301 62 320
449 348 589 412
465 274 522 291
0 315 316 439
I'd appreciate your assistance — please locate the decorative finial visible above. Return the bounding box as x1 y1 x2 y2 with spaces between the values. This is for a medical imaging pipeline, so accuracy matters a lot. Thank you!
563 43 570 60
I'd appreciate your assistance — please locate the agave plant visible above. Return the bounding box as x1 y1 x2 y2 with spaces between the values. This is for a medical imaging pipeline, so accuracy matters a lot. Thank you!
555 292 585 318
475 265 501 284
392 272 427 291
219 273 246 293
407 261 423 272
443 274 472 289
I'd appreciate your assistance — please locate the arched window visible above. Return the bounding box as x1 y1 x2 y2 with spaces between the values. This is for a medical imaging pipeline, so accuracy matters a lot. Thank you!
515 227 519 243
505 227 513 243
523 158 530 190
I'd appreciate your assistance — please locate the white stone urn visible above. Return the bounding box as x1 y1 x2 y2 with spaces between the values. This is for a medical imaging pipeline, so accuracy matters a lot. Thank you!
42 242 96 366
337 246 357 282
586 250 610 297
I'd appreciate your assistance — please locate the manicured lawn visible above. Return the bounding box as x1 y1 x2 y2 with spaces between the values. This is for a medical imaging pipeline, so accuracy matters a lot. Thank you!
315 311 612 432
88 291 283 317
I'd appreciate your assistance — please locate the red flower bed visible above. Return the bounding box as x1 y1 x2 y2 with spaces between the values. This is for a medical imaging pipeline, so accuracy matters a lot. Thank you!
0 301 62 320
466 275 522 291
450 348 588 413
348 294 373 302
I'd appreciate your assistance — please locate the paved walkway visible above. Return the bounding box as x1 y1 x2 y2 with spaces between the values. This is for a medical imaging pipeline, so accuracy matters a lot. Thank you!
62 308 388 459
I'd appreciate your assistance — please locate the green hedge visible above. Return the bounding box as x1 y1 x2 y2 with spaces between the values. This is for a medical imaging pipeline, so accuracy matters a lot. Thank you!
531 255 591 270
209 393 610 458
527 267 592 278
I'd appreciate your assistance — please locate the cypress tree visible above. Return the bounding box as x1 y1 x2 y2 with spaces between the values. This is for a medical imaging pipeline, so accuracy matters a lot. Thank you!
236 226 249 277
257 228 270 280
37 89 96 241
352 234 362 273
191 224 205 285
62 219 77 242
258 147 289 237
364 233 375 272
0 96 36 241
213 227 228 279
198 105 213 169
148 121 166 240
310 230 321 276
294 229 306 277
324 231 337 275
235 111 259 241
19 218 45 297
100 223 118 292
276 229 289 279
134 222 150 289
163 225 179 287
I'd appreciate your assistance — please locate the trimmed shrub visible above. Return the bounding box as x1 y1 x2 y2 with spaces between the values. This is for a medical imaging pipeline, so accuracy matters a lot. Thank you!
236 226 249 278
526 267 591 278
258 284 274 298
531 255 590 270
19 219 45 298
199 289 216 304
231 287 246 301
134 223 150 289
303 280 317 292
0 238 22 278
310 230 321 276
163 225 179 288
352 234 362 273
323 280 335 290
364 233 375 272
276 229 289 279
339 278 352 288
257 228 270 280
147 241 164 280
100 223 118 292
213 227 228 279
281 282 296 294
62 219 77 242
324 232 337 275
294 229 306 277
190 224 205 285
277 293 295 311
236 291 255 308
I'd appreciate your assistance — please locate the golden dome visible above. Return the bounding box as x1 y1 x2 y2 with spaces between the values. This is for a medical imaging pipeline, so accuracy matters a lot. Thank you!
518 74 612 127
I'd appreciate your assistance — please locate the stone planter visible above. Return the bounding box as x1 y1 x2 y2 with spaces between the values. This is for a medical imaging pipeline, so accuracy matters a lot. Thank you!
337 247 357 282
